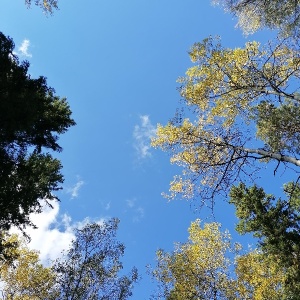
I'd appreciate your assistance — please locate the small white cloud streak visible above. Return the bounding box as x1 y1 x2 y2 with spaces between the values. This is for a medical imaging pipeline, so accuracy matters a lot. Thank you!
126 199 135 208
105 202 111 211
18 39 32 58
67 178 84 199
133 207 144 223
133 115 156 159
125 198 145 222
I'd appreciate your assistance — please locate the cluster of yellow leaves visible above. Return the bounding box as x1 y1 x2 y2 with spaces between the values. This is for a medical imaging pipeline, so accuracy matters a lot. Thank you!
235 251 285 300
153 220 286 300
176 36 300 130
152 36 300 200
153 220 235 299
182 38 263 127
152 117 231 199
0 235 57 300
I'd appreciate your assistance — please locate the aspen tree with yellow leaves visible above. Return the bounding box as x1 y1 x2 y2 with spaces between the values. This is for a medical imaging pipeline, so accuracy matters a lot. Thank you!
0 235 57 300
152 21 300 296
152 36 300 204
234 251 285 300
151 220 286 300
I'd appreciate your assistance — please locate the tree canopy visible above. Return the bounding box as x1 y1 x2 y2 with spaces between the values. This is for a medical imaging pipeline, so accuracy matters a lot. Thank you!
0 234 57 300
152 7 300 294
151 220 286 300
0 220 138 300
152 36 300 204
230 182 300 297
25 0 58 14
52 218 138 300
213 0 300 37
0 32 75 242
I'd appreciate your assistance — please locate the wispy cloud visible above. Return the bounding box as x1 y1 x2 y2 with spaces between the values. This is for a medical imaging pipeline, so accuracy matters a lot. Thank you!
104 201 111 211
66 177 84 199
125 198 145 222
133 207 144 223
17 39 32 58
126 198 136 208
133 115 156 159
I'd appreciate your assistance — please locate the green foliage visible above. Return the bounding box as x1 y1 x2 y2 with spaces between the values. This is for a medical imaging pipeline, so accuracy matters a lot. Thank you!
0 31 75 252
230 183 300 297
52 218 138 300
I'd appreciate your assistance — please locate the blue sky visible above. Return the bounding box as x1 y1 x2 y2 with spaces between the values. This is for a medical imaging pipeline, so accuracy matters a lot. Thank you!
0 1 282 298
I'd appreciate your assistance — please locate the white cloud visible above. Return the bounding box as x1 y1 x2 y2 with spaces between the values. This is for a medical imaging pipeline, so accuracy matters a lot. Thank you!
18 39 32 58
10 201 104 265
10 201 73 264
133 115 156 159
66 177 84 199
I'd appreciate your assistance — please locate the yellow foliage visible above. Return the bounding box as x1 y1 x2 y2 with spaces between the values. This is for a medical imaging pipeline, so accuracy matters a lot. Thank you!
0 235 57 300
235 251 285 299
152 36 300 201
153 220 236 299
153 220 286 299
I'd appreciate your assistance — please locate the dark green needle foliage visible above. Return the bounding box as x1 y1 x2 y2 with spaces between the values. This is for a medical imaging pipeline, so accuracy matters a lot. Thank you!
230 182 300 298
0 31 75 245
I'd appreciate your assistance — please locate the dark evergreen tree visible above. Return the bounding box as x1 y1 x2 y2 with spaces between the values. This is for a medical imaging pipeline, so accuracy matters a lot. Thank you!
0 31 75 245
230 183 300 298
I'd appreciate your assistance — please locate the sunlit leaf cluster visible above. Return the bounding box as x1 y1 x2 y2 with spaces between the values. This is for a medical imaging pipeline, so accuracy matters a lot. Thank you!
151 220 286 300
152 36 300 202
